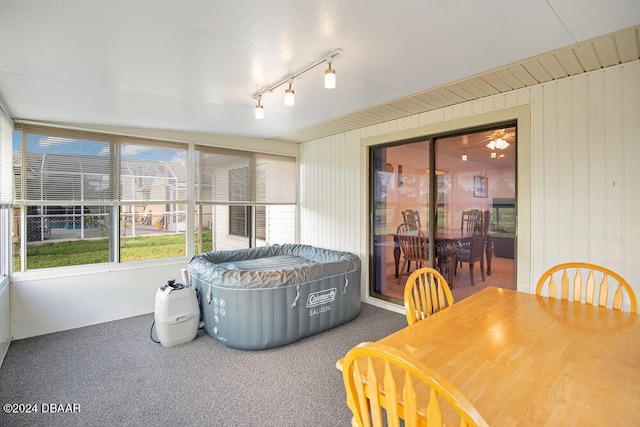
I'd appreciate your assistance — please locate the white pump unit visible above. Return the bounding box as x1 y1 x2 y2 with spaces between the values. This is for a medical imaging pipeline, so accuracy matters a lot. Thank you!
154 278 199 348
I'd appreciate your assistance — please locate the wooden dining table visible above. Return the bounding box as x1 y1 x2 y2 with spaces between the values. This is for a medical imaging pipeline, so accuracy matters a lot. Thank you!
392 228 494 285
336 287 640 426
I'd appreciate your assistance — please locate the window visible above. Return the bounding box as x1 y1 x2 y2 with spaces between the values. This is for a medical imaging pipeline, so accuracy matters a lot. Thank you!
229 167 249 237
10 123 298 270
228 167 267 239
255 206 266 241
195 146 296 252
12 124 187 270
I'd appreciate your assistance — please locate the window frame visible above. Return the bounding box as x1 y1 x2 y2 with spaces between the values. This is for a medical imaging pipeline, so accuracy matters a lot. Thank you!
0 107 13 278
10 123 298 271
12 124 189 271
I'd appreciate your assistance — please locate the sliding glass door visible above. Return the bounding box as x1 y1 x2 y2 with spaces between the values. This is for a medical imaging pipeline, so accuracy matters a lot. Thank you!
370 124 516 303
371 139 430 301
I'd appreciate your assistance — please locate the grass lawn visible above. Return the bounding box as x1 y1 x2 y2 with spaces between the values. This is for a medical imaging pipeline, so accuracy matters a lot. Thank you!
14 231 213 270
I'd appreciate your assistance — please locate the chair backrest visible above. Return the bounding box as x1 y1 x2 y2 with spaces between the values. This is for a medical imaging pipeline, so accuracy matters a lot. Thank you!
457 235 485 262
461 209 483 235
535 262 637 313
342 342 489 427
469 234 485 259
396 222 427 262
402 209 422 228
404 267 454 326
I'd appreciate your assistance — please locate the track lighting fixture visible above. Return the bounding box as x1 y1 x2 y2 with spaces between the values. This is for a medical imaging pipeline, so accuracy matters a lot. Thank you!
252 48 341 118
284 81 295 106
255 96 264 119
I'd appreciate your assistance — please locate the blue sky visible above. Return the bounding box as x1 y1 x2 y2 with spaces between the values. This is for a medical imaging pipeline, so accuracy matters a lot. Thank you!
13 130 186 162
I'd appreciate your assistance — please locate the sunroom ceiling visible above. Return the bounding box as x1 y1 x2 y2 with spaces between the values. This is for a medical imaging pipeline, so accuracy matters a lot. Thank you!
278 25 640 143
0 1 638 143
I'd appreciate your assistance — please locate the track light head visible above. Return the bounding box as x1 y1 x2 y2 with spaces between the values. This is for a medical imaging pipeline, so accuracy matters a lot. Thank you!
255 96 264 119
324 62 336 89
284 82 295 106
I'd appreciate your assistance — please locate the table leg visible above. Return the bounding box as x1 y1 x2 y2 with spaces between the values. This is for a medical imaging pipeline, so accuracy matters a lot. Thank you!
485 236 493 276
445 253 456 288
437 241 456 288
394 234 400 278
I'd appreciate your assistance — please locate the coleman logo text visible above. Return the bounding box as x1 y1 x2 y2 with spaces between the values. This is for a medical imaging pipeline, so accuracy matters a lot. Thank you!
306 288 337 308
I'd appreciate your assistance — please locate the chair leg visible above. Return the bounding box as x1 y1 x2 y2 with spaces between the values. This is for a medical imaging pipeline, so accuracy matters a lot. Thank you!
480 257 485 282
397 260 408 286
469 261 475 286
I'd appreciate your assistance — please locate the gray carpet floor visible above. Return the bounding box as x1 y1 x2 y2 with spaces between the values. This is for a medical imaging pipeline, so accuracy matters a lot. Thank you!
0 303 406 427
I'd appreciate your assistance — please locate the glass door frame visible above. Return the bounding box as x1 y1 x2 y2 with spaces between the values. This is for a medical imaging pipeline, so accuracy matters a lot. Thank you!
368 120 518 303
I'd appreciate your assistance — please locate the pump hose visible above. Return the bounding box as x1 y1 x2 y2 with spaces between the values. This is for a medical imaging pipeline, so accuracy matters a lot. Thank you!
150 320 160 344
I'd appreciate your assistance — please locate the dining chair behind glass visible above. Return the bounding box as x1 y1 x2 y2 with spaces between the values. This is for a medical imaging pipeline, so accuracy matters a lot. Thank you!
396 222 429 286
401 209 422 228
455 235 486 286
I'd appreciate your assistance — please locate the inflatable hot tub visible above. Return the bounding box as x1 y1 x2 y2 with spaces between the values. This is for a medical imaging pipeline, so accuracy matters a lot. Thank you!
188 244 361 350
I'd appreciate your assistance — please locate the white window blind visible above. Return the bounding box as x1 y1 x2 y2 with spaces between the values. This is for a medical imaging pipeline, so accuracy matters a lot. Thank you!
195 147 252 203
195 145 296 204
15 124 187 204
0 109 13 207
24 138 114 202
119 141 186 202
254 153 297 204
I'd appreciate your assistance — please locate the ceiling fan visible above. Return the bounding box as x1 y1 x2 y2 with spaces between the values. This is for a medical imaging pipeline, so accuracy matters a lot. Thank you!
483 129 515 150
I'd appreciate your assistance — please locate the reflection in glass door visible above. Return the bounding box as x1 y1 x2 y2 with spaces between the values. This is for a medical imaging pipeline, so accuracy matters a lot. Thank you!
370 125 516 304
371 139 430 302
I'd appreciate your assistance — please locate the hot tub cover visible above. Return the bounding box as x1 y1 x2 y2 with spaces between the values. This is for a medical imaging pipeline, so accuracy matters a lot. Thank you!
188 244 361 289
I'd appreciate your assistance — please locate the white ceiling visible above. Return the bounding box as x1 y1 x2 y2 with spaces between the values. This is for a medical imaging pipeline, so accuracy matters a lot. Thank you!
0 0 639 143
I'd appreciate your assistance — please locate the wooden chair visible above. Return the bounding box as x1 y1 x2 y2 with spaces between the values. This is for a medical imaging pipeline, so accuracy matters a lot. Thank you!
455 235 485 286
342 342 489 427
396 222 428 286
460 209 482 236
404 267 454 326
481 210 494 275
401 209 422 228
536 262 637 312
400 211 422 274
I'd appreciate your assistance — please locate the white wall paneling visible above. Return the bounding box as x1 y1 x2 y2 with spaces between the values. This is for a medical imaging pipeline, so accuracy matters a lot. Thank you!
0 277 9 363
10 259 187 339
622 62 640 280
300 131 361 254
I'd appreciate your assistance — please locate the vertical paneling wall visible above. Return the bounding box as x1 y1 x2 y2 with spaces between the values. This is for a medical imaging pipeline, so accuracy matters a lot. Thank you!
300 131 362 254
300 60 640 307
531 61 640 282
0 277 8 363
